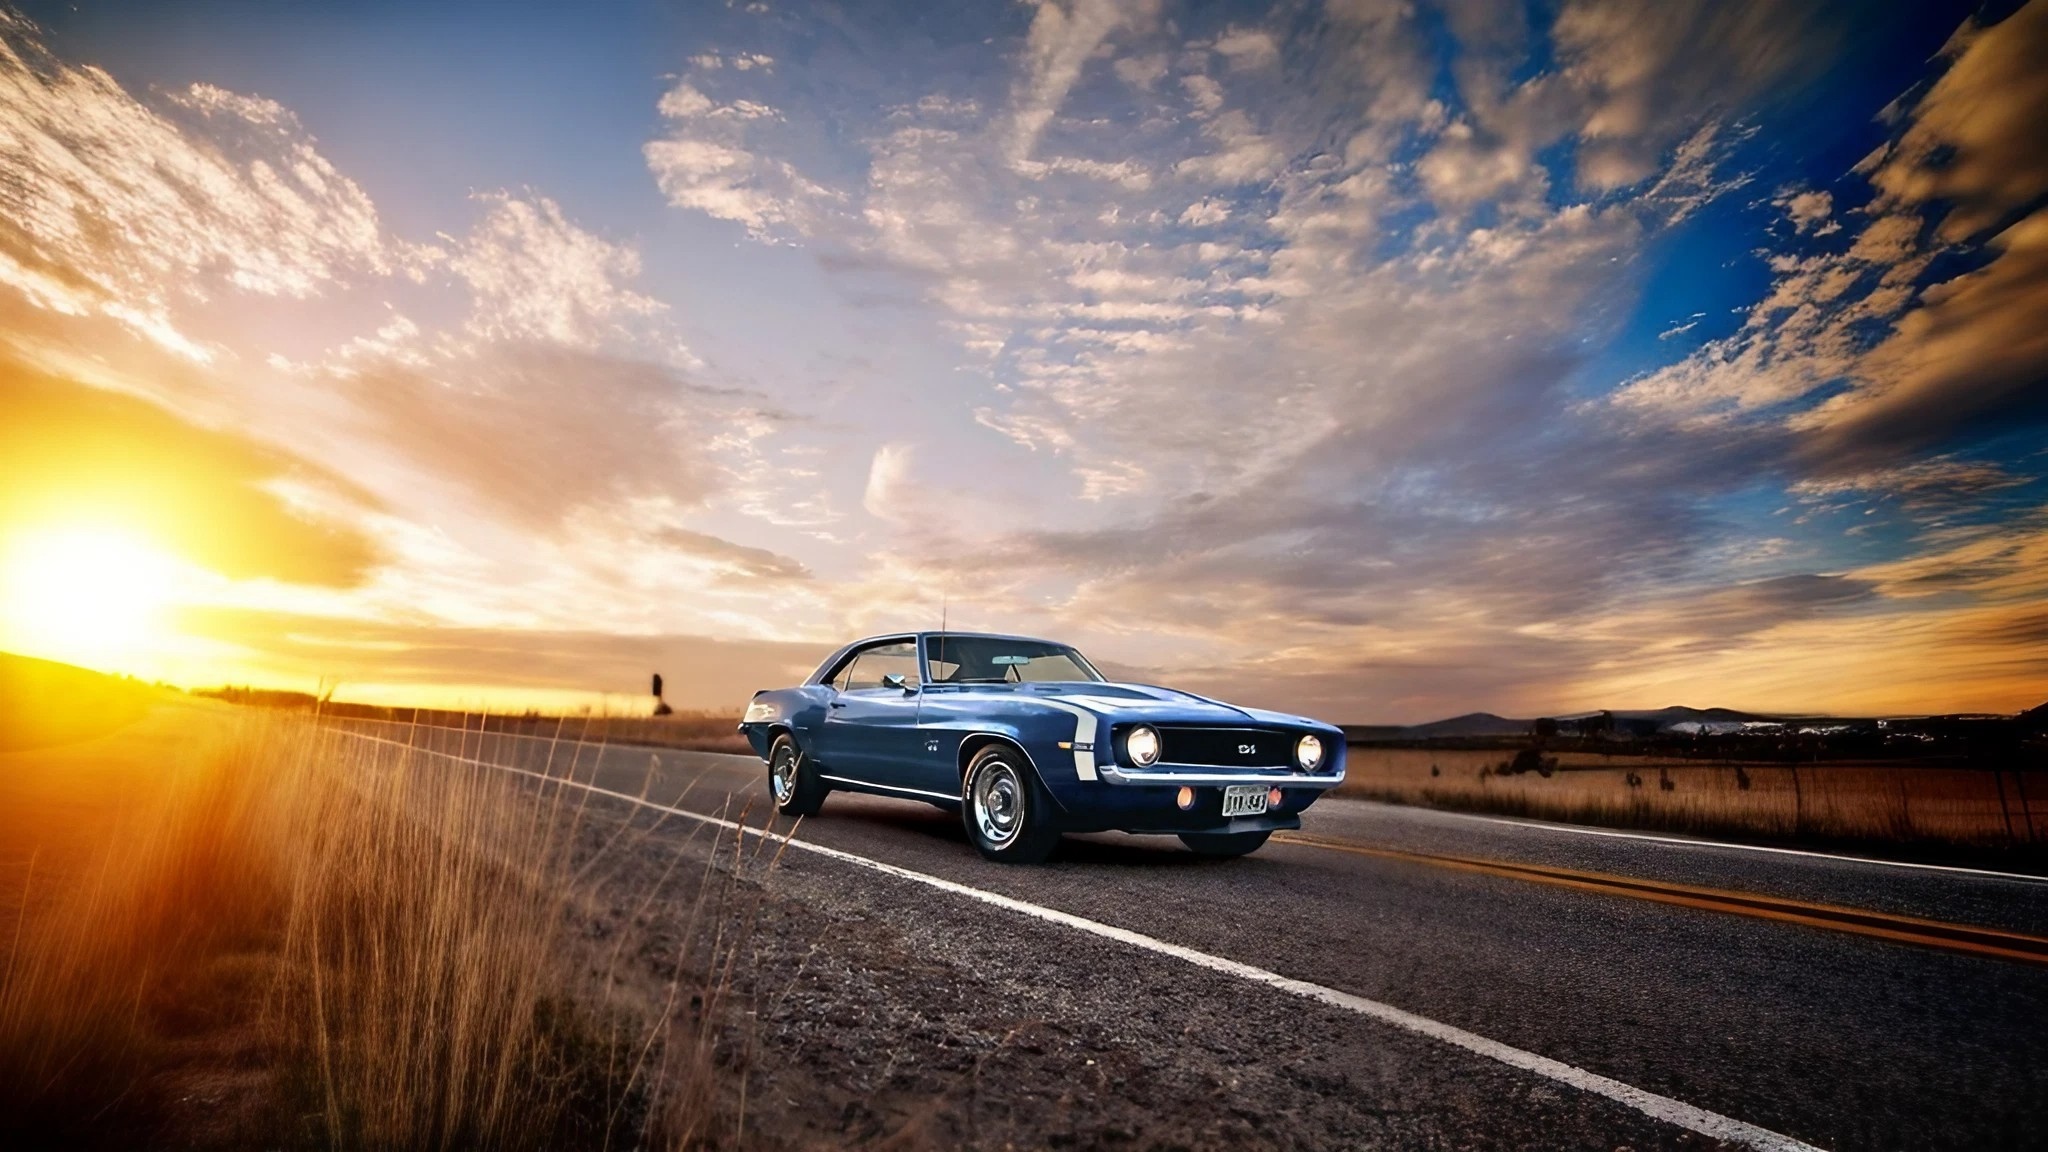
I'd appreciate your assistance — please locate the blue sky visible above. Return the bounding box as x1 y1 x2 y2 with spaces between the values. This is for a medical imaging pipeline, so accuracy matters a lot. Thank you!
2 0 2045 719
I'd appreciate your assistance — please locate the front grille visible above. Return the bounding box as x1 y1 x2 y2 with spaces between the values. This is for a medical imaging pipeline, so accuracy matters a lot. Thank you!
1155 727 1294 768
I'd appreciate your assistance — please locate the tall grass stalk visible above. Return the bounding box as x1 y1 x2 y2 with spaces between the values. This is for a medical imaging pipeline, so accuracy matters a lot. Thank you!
2 714 756 1149
1 718 280 1144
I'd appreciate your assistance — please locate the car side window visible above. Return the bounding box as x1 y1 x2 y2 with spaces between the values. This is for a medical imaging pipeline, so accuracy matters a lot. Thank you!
841 641 920 691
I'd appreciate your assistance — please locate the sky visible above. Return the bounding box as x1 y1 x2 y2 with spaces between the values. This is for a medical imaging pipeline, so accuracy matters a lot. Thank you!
1 0 2044 721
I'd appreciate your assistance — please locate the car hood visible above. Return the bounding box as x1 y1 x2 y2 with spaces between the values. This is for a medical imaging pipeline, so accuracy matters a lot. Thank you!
930 681 1329 730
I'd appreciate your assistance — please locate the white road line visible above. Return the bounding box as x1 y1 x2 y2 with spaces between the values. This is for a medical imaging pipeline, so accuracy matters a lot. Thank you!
331 725 1826 1152
1337 799 2048 884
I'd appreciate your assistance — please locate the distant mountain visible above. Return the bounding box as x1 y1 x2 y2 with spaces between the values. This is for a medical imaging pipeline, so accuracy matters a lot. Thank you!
1355 701 2043 741
1381 705 1787 741
1397 712 1534 739
1608 705 1780 726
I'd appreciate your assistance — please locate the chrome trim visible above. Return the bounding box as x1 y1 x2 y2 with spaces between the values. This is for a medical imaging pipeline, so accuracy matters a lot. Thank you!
817 774 959 802
769 742 797 803
1097 763 1346 788
969 758 1025 846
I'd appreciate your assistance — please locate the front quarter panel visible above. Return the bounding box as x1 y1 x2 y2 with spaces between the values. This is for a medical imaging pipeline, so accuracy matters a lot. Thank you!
737 686 832 760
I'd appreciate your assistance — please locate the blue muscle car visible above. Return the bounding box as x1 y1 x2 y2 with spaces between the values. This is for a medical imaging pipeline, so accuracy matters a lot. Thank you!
737 632 1346 863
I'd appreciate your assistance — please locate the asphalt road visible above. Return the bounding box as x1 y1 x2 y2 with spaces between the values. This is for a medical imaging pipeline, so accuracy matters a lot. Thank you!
347 722 2048 1151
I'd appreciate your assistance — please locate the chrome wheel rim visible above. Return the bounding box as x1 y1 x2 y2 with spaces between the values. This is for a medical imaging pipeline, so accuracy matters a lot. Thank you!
972 761 1024 847
770 744 797 804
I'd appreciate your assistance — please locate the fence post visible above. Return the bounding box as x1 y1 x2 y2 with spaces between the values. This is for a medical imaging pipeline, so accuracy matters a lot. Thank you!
1993 769 2016 843
2015 771 2038 843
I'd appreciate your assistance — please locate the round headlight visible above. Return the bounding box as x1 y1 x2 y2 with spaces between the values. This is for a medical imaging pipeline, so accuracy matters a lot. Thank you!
1126 725 1161 767
1295 733 1324 771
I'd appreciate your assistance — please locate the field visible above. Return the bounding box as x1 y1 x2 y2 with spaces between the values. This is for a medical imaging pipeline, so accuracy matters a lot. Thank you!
0 658 766 1150
202 691 757 756
1339 745 2047 865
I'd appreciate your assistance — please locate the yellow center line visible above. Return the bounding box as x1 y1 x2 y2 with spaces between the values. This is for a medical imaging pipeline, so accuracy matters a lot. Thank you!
1271 830 2048 967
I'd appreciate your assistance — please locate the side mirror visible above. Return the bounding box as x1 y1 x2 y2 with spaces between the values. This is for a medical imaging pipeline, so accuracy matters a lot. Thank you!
881 673 909 691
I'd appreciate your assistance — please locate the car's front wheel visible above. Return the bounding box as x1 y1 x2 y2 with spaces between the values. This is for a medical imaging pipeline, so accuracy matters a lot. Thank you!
1179 830 1270 858
961 744 1060 863
767 733 827 817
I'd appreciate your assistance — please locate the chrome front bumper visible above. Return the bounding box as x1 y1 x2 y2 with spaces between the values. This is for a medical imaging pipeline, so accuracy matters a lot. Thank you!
1097 762 1346 788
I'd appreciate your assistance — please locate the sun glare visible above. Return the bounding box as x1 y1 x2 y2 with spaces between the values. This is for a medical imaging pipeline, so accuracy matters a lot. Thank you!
1 525 186 672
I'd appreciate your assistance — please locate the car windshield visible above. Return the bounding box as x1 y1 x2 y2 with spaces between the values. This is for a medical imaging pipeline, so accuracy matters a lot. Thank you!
925 635 1104 684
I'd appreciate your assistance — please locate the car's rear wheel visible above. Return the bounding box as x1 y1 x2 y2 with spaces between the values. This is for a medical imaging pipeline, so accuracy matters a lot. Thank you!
1179 830 1270 858
961 744 1060 864
768 733 827 817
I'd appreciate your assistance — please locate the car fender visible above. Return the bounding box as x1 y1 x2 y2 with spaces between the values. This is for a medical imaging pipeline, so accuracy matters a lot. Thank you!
736 685 833 760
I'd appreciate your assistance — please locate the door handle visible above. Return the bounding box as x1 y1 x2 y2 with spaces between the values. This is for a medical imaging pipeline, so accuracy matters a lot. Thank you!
829 701 847 709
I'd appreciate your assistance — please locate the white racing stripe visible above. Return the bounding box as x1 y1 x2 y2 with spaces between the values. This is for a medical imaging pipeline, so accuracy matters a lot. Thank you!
1029 699 1100 781
332 725 1827 1152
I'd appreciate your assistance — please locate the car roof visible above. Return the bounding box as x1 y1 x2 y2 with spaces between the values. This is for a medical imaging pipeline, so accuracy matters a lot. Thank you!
807 631 1071 683
841 631 1066 646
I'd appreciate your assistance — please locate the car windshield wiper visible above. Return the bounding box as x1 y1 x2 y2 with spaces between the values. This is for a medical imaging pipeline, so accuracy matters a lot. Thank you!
948 677 1011 683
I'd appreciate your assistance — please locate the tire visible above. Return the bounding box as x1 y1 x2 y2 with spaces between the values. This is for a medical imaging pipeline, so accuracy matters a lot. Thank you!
961 744 1061 864
1179 830 1271 858
767 733 827 817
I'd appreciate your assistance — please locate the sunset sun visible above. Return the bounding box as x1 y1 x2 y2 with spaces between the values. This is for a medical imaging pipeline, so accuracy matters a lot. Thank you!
1 525 186 670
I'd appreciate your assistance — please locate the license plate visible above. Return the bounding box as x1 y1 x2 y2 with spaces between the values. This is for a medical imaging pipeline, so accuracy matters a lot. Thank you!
1220 784 1268 817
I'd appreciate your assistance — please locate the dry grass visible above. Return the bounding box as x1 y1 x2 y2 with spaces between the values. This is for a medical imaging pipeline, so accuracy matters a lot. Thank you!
0 712 278 1147
0 691 763 1150
1341 745 2048 861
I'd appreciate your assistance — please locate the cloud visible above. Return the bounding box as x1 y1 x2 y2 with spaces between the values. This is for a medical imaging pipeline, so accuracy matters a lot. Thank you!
862 442 915 523
1007 0 1161 163
1791 457 2029 518
449 194 666 348
0 13 394 359
612 1 2048 727
1776 188 1838 235
1212 27 1280 72
646 0 1832 718
1 362 381 587
653 527 810 582
1860 1 2048 242
338 345 732 530
1177 198 1230 226
1112 51 1168 90
1805 209 2048 467
644 77 834 238
1614 2 2048 474
1551 0 1829 191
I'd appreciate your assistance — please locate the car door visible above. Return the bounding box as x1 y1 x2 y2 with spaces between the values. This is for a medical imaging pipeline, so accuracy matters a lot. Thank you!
814 640 930 792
